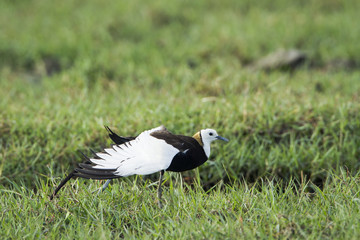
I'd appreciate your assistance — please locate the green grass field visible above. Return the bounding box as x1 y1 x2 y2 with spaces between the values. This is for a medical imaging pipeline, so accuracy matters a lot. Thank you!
1 0 360 238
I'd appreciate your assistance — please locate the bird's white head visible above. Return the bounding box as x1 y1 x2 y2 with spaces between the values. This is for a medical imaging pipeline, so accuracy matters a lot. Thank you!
193 128 229 158
200 129 228 144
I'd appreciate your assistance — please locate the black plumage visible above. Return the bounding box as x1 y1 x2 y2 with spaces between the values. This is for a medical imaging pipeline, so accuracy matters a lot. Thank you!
150 131 208 172
105 126 135 145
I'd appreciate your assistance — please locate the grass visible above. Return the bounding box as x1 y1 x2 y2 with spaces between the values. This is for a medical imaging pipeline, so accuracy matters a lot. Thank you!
1 171 360 239
1 0 360 238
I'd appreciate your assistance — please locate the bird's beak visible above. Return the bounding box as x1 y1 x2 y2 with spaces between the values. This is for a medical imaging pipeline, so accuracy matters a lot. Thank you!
216 135 229 142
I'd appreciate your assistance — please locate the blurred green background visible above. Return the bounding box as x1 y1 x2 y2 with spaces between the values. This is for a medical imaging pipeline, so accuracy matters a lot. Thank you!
1 0 360 188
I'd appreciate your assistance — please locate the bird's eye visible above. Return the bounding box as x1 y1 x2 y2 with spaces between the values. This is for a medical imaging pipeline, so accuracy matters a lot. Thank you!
209 132 213 136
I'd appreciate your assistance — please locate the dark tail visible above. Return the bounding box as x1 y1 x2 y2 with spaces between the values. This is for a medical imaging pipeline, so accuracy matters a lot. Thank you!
104 126 135 144
50 150 120 200
50 171 75 200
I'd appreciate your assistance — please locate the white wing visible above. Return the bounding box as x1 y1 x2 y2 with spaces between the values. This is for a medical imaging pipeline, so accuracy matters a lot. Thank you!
89 126 179 177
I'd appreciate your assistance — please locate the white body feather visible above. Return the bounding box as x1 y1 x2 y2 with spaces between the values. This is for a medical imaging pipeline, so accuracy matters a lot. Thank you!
90 126 179 177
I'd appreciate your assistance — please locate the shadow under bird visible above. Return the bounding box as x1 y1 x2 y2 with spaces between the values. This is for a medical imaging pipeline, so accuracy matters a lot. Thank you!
50 125 229 207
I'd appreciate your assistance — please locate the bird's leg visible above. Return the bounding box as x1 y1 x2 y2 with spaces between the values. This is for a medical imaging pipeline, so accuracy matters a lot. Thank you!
100 179 112 192
93 179 112 194
157 170 165 208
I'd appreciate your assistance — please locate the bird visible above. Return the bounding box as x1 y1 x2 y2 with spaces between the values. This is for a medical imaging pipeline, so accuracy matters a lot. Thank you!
50 125 229 207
